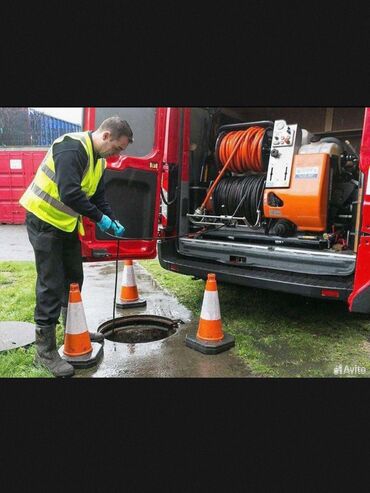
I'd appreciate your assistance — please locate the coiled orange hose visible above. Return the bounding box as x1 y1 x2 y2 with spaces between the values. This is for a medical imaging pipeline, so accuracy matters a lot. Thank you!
199 127 265 211
200 131 246 211
219 127 265 173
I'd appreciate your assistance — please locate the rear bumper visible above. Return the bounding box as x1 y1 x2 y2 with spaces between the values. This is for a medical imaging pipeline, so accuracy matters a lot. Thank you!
158 239 354 304
178 237 355 276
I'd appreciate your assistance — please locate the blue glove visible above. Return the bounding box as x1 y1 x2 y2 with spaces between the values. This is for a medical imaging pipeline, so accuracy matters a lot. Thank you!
111 220 126 237
97 214 113 233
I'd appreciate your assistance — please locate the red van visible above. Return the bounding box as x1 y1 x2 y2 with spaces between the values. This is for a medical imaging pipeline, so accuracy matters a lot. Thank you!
81 107 370 314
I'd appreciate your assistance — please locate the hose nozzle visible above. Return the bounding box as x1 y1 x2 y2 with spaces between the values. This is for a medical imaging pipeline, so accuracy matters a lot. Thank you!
194 207 205 217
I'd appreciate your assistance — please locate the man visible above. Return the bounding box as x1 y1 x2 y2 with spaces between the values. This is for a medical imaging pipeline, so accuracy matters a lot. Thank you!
20 116 133 378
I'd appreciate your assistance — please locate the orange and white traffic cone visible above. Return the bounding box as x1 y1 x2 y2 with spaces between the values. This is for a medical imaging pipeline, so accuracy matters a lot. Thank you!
116 260 147 309
185 273 235 354
58 283 104 369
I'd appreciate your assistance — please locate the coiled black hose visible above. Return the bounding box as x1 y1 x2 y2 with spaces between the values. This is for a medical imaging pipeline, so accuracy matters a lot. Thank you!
213 174 266 225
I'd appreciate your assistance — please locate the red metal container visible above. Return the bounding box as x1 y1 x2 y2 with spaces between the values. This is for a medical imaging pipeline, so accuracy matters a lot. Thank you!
0 148 47 224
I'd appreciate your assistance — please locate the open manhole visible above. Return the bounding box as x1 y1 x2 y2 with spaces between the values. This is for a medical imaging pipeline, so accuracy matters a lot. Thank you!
98 315 182 344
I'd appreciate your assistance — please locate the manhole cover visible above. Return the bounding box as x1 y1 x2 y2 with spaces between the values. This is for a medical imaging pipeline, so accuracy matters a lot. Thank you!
98 315 181 344
0 322 35 352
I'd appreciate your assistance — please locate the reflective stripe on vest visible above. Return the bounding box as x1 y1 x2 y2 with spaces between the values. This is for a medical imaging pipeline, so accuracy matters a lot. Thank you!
19 132 106 234
40 162 57 182
29 183 80 218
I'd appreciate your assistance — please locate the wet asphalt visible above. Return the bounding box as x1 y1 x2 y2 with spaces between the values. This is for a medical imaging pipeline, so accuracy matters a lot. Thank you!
0 225 251 378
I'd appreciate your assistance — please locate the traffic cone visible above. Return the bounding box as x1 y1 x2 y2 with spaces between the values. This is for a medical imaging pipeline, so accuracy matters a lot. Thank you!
116 260 147 309
185 273 235 354
58 283 103 369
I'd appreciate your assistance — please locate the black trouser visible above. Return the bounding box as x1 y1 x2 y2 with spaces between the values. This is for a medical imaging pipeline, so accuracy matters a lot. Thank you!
26 211 84 327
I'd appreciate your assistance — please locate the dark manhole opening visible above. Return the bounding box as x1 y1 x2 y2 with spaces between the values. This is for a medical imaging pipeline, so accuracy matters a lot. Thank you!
108 326 175 344
98 315 181 344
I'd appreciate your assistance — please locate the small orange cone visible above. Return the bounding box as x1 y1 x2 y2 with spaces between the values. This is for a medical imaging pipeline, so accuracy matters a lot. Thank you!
185 273 235 354
116 260 147 309
58 283 103 368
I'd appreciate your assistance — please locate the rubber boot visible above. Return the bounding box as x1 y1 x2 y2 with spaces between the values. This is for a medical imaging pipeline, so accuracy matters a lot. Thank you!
35 325 75 378
61 306 105 344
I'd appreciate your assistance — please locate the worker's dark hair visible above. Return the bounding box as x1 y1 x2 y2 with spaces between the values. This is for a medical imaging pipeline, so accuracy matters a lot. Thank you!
98 116 134 143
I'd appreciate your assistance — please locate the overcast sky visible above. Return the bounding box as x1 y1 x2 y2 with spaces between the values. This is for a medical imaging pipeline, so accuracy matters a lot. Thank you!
31 107 83 125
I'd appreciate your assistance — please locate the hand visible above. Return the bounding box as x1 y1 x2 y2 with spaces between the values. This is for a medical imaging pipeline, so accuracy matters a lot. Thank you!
97 214 113 233
111 220 126 237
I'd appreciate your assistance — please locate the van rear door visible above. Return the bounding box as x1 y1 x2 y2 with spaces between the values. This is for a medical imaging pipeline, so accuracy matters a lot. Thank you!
80 107 169 262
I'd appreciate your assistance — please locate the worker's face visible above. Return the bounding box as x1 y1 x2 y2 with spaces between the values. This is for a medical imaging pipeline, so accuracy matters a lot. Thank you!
99 132 130 158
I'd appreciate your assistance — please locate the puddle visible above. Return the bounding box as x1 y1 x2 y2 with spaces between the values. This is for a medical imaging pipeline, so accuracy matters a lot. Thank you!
75 261 251 378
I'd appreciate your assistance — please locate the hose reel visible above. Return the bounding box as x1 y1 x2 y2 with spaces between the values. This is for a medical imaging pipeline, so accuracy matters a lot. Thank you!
190 122 272 226
213 174 266 226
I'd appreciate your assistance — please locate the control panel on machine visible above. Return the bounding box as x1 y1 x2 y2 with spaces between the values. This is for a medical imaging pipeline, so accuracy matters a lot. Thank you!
266 120 302 188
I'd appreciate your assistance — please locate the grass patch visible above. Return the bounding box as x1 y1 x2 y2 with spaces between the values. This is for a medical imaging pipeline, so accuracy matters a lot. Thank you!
0 261 64 378
140 259 370 377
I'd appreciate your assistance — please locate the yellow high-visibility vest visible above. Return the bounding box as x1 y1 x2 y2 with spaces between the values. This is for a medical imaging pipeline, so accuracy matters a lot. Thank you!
20 132 106 236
